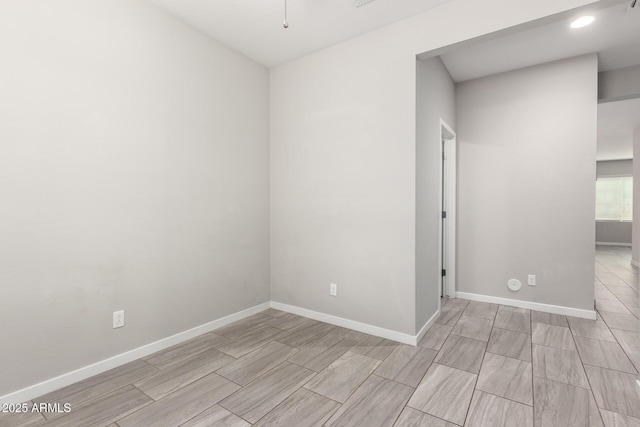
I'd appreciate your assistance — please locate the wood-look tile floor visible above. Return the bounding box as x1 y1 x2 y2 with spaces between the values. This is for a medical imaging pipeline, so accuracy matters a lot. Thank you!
2 247 638 427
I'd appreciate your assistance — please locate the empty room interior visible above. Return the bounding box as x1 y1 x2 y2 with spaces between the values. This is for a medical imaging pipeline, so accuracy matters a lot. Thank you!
1 0 640 426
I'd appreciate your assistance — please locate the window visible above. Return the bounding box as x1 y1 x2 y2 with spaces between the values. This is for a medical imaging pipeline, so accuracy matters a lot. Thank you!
595 176 633 221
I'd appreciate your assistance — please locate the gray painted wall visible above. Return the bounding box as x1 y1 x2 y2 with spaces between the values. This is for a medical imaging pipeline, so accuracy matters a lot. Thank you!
596 223 632 245
633 129 640 264
596 160 633 245
456 54 597 310
0 0 270 396
598 65 640 102
416 58 456 330
597 159 633 177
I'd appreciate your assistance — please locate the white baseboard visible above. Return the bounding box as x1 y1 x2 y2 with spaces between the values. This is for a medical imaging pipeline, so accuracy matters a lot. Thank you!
456 292 596 320
415 309 440 344
2 300 439 404
596 242 632 247
270 301 419 345
0 302 271 406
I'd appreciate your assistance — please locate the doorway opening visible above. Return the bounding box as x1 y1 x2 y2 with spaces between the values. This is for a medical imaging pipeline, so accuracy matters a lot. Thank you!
440 120 457 298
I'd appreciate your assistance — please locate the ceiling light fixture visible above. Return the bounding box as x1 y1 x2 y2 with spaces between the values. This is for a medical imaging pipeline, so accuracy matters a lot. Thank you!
570 16 595 28
283 0 289 29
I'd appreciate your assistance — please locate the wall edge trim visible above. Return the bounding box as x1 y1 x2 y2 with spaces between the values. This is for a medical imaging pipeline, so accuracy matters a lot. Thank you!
0 301 271 405
456 292 597 320
270 301 419 345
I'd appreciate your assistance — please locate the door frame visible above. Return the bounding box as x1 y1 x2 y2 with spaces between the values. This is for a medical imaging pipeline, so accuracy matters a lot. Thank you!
440 119 457 299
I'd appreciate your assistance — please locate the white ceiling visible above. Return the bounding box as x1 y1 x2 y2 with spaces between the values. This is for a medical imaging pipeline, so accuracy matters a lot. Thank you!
597 98 640 161
146 0 640 160
146 0 450 68
440 3 640 83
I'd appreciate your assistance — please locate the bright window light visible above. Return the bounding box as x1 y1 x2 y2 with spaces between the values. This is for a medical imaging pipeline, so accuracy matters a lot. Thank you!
571 16 595 28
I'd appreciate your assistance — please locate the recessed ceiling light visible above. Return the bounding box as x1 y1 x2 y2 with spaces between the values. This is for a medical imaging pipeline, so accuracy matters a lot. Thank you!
570 16 595 29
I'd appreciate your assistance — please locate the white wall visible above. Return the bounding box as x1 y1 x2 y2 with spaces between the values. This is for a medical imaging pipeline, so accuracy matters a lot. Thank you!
0 0 270 396
596 160 633 245
270 0 597 335
599 64 640 102
596 223 632 245
416 58 456 329
456 55 598 310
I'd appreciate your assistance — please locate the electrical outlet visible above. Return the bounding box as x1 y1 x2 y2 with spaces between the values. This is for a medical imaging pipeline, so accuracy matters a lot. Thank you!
113 310 125 328
330 283 337 297
528 275 536 286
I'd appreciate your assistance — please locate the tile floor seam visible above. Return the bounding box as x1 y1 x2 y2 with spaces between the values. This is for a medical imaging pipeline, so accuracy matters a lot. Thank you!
216 402 254 426
568 306 607 426
461 303 494 427
592 309 640 375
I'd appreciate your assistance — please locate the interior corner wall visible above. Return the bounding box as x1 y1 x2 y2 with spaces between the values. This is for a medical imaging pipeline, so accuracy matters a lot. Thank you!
455 54 598 311
269 0 597 336
633 129 640 264
0 0 270 396
416 57 456 330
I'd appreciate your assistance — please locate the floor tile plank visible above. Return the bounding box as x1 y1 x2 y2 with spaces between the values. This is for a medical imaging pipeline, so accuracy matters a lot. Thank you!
407 363 476 426
144 332 231 369
135 348 234 400
350 335 398 361
463 301 498 321
596 299 632 315
436 306 464 326
0 402 45 427
217 341 297 386
434 335 487 374
532 322 576 352
44 385 152 427
598 311 639 332
418 323 453 351
574 336 637 374
477 352 532 405
119 373 239 427
219 362 316 423
217 324 285 358
487 328 532 362
325 375 413 427
568 317 617 343
585 365 640 419
181 405 250 427
303 351 380 403
532 344 589 388
253 389 339 427
611 329 640 356
34 359 159 417
494 308 530 334
266 313 316 331
465 390 533 427
374 345 437 387
531 311 569 327
599 409 640 427
452 314 493 342
533 377 600 427
394 407 457 427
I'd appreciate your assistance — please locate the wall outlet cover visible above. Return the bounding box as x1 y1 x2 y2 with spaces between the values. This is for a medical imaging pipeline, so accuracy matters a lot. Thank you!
113 310 125 328
507 279 522 292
